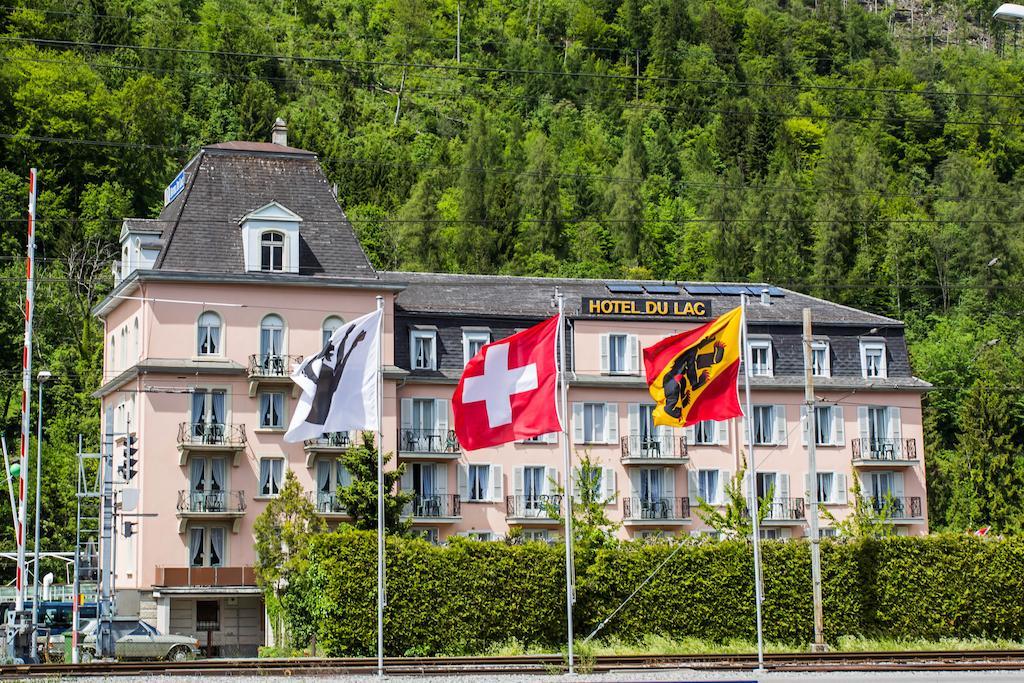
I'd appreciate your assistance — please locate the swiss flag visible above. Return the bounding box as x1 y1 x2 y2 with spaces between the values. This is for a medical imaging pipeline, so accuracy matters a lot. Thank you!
453 315 562 451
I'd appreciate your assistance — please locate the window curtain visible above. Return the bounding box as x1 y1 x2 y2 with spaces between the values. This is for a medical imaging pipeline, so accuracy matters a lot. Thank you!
271 460 282 494
189 528 204 567
259 460 272 496
210 392 224 425
336 462 351 489
190 459 205 493
211 458 225 492
317 460 331 493
191 392 205 431
209 527 224 567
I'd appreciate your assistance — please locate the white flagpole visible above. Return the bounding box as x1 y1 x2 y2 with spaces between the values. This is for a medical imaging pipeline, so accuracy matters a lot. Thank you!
556 289 575 675
375 295 385 678
740 293 766 671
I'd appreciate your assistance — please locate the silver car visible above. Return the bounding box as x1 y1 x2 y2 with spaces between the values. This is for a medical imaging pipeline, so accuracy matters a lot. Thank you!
72 618 200 662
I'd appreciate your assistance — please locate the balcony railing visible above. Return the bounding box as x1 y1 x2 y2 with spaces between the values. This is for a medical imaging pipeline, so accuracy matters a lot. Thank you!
763 497 806 521
866 496 922 519
620 434 688 461
398 428 459 454
852 438 918 462
247 353 303 377
506 494 562 520
304 432 351 449
176 490 246 513
155 566 257 587
622 496 690 520
403 494 461 518
177 422 247 448
307 491 347 515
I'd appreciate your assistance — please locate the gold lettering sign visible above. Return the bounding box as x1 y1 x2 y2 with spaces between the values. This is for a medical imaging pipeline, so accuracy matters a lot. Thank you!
581 297 712 319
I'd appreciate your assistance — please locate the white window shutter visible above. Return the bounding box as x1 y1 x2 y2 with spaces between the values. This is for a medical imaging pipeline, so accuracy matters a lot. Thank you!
628 404 640 438
658 425 673 455
684 424 695 445
688 470 699 504
603 468 616 502
545 466 559 495
890 407 902 442
858 406 870 444
435 399 449 434
458 464 469 500
719 470 730 505
717 420 729 446
804 473 812 501
894 471 905 500
600 334 610 373
835 473 847 504
435 463 448 495
400 466 413 492
572 403 584 443
629 335 640 374
774 405 787 445
834 407 845 446
629 470 641 498
663 468 675 500
779 473 790 502
513 466 524 498
401 398 413 430
800 406 809 446
605 403 619 444
491 464 503 502
740 416 749 446
767 341 774 375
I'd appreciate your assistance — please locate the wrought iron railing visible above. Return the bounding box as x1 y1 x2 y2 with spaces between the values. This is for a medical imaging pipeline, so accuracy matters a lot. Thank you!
304 432 351 449
403 494 461 518
177 422 247 447
176 490 246 513
505 494 561 519
852 438 918 462
866 495 922 519
247 354 302 377
763 497 806 520
622 496 691 520
307 491 347 514
398 428 459 453
620 434 687 460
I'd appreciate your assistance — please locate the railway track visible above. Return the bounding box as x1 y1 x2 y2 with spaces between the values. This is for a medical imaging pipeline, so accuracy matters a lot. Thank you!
3 649 1024 677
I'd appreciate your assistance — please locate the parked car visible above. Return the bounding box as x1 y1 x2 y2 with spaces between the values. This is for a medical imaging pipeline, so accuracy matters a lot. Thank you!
51 617 200 662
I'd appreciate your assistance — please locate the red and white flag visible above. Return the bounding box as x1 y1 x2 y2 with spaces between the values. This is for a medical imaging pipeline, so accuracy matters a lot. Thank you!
453 315 562 451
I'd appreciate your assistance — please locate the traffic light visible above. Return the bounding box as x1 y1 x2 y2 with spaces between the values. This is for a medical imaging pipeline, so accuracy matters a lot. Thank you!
118 433 138 481
122 521 137 538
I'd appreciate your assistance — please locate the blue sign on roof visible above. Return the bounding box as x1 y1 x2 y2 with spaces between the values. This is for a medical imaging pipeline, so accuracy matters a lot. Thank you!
163 170 186 206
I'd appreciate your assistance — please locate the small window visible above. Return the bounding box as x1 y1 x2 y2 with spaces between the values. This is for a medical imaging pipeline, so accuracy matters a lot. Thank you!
466 531 493 541
748 339 772 377
819 527 839 538
467 464 490 502
411 330 437 370
816 472 835 504
188 526 225 567
811 341 830 377
463 330 490 366
322 316 344 347
697 469 720 505
413 528 439 544
259 314 285 361
582 403 606 443
861 341 887 379
814 406 834 445
759 528 782 540
522 529 550 542
608 334 628 373
752 405 775 445
260 231 284 272
196 601 220 631
197 312 222 356
259 459 284 497
259 392 284 429
110 335 116 371
692 420 717 445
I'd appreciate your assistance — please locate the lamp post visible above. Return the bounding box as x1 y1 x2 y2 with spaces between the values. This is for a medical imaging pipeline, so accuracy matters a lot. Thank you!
994 4 1024 51
32 370 51 632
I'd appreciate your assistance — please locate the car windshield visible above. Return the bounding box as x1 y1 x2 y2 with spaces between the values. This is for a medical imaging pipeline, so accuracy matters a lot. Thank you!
139 620 160 636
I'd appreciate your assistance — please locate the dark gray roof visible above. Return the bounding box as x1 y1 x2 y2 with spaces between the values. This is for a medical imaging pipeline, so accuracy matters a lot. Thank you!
383 272 902 327
150 143 375 278
122 218 169 236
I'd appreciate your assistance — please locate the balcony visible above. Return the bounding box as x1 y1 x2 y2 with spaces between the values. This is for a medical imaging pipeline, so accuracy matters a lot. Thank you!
303 431 351 467
761 497 806 525
506 494 562 525
852 438 918 467
307 491 349 519
175 490 246 533
155 566 257 588
622 497 690 526
402 494 461 523
247 354 303 396
866 496 923 521
619 434 688 465
398 428 460 460
177 422 247 466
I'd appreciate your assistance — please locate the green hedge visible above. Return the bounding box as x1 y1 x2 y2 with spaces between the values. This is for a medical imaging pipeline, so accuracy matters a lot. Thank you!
291 530 1024 656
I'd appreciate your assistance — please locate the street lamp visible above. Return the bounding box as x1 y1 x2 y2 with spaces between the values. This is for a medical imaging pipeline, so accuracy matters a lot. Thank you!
32 370 51 632
994 4 1024 52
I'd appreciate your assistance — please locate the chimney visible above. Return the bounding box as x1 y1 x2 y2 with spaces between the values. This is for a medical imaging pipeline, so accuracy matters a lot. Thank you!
760 288 770 306
271 118 288 146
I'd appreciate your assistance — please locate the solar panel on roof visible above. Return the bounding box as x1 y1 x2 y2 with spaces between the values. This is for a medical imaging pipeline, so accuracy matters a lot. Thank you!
607 283 645 294
716 285 749 295
645 285 680 295
767 286 786 296
684 284 720 295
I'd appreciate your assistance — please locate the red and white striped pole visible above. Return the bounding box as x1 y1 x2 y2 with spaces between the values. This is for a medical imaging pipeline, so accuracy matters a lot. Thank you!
16 169 36 625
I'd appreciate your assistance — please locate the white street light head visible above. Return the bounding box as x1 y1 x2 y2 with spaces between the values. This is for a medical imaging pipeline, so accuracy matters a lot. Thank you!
37 370 52 382
988 257 1000 267
994 3 1024 22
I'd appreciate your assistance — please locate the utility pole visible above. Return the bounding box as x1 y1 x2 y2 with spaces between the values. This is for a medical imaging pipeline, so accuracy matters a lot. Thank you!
802 307 826 651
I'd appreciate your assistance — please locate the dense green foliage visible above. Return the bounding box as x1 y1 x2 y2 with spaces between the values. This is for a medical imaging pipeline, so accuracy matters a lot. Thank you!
292 530 1024 655
1 0 1024 562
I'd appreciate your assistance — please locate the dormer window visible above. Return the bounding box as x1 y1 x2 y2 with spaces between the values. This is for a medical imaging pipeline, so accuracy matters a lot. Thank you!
261 231 284 272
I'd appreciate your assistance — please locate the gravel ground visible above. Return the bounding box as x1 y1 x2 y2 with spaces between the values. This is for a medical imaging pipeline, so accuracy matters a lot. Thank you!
62 670 1024 683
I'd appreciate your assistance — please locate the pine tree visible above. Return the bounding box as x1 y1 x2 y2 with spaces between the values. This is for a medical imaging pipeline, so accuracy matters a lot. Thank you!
606 115 646 265
337 432 413 535
515 130 563 259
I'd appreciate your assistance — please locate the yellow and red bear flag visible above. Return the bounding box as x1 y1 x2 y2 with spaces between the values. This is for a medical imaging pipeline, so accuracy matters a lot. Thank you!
643 306 744 428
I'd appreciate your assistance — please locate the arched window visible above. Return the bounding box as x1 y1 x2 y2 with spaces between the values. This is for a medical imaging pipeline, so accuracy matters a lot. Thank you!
260 314 285 366
260 231 284 272
110 335 116 372
133 318 140 361
197 311 222 356
322 316 344 347
120 327 127 369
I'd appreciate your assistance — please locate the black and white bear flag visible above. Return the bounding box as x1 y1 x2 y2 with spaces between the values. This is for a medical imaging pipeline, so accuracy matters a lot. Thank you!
284 308 382 442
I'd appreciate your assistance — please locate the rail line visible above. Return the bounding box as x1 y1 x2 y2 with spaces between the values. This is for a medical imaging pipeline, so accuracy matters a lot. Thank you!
3 649 1024 677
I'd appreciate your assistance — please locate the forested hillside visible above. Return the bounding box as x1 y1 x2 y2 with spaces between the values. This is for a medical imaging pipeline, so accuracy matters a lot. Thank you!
0 0 1022 550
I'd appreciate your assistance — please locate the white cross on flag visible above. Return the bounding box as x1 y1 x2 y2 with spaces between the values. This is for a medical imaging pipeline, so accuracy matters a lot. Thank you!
452 315 562 451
